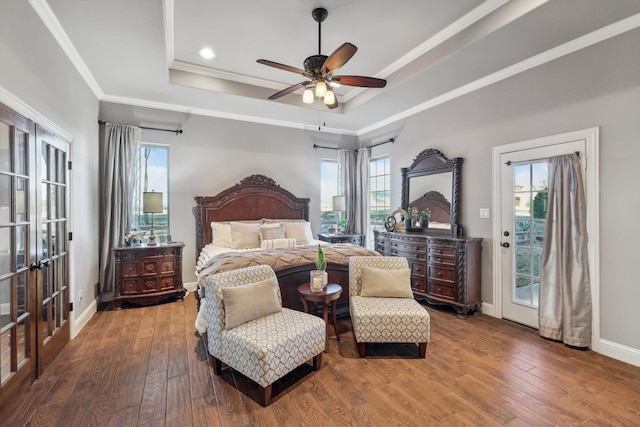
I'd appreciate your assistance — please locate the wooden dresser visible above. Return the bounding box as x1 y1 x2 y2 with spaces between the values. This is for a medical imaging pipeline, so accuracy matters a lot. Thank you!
374 230 482 318
112 242 186 308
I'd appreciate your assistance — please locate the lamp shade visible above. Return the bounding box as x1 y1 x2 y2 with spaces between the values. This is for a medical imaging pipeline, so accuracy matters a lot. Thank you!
332 195 345 211
143 191 163 214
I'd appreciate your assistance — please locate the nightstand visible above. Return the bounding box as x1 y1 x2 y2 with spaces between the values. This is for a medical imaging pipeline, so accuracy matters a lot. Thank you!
317 233 365 247
112 242 186 308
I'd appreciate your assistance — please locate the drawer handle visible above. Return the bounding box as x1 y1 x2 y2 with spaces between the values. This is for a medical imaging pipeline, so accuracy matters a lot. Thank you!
437 287 443 293
437 258 442 263
437 272 442 277
437 249 442 254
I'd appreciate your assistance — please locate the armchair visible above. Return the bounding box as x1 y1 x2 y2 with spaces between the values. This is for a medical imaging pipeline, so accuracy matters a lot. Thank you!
349 256 430 357
204 265 325 406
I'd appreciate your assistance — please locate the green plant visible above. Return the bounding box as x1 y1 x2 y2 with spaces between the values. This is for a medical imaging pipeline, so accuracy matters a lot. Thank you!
316 244 327 271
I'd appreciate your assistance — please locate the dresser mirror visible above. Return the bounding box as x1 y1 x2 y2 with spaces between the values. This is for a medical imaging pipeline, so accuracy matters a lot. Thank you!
401 149 463 236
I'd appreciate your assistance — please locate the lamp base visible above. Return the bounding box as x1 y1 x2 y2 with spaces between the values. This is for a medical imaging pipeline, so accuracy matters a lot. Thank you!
147 229 158 246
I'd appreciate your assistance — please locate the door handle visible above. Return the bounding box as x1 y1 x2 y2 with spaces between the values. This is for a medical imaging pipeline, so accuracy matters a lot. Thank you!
29 258 51 271
501 242 510 248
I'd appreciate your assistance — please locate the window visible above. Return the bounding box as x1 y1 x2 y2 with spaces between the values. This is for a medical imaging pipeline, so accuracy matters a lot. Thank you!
320 159 340 233
131 144 170 240
368 155 390 247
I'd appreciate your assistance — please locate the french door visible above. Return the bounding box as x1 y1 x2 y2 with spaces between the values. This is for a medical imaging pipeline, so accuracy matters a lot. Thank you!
0 104 70 417
500 140 585 328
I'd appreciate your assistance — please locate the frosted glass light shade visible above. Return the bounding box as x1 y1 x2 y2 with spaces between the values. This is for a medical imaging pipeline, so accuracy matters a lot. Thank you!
143 192 163 213
323 90 335 105
315 81 327 97
303 87 314 104
332 195 345 211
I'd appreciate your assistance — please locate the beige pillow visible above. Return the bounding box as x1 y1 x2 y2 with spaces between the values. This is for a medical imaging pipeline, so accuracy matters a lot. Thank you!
261 238 297 249
211 222 232 247
222 277 282 330
360 267 413 298
230 222 261 249
282 221 314 245
260 223 285 241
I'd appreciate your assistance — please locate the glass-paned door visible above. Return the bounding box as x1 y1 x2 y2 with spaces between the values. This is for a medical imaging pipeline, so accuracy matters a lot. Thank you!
35 125 70 375
500 140 585 328
0 104 37 418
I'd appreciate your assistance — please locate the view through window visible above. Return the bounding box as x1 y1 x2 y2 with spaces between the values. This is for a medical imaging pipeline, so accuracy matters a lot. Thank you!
368 156 390 248
320 159 340 233
131 144 170 241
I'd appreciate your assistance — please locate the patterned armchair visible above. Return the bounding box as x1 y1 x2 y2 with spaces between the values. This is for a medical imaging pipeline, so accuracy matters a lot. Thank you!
349 256 430 357
204 265 325 406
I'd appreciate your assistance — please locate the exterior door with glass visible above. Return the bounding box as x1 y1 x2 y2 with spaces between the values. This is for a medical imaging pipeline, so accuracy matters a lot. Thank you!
500 140 584 328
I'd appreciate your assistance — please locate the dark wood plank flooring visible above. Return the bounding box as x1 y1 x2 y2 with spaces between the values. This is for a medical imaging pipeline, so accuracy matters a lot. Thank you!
3 293 640 426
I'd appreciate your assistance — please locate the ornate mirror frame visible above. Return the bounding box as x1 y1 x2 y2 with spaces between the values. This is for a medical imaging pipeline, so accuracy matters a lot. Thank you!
401 149 463 236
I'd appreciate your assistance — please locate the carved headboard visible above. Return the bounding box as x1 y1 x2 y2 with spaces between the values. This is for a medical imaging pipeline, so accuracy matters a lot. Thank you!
193 174 310 257
408 191 451 224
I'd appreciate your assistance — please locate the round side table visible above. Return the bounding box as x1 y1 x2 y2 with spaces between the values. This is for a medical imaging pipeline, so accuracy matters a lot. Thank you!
297 283 343 353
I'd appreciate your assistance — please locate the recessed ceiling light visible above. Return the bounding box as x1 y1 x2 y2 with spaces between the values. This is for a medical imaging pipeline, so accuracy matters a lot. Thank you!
199 47 215 59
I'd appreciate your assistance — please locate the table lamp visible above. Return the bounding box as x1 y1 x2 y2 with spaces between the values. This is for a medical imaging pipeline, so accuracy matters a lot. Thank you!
332 195 345 233
143 191 163 246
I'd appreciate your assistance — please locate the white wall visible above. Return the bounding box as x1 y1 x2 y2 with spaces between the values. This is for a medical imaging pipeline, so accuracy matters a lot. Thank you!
364 27 640 353
0 0 100 335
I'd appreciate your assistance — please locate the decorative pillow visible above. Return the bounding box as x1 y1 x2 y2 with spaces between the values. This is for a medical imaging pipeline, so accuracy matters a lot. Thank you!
260 223 285 241
360 267 413 298
263 218 307 224
211 222 232 247
222 276 282 330
282 221 314 245
261 238 297 249
230 222 261 249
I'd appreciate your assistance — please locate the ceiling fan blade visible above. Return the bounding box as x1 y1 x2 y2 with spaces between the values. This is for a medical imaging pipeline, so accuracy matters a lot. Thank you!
268 81 310 100
257 59 311 77
331 75 387 88
321 42 357 75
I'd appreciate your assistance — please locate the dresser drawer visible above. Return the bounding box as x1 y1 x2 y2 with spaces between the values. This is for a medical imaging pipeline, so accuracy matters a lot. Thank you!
158 276 175 291
428 254 455 267
428 265 455 283
122 262 139 277
411 277 427 293
160 259 175 274
140 278 159 293
391 240 426 255
428 282 455 299
122 279 139 295
410 261 426 278
142 260 159 276
428 246 455 257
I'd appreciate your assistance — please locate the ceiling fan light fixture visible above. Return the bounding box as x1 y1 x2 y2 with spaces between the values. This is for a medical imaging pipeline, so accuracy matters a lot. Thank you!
323 89 335 105
303 87 315 104
315 81 327 98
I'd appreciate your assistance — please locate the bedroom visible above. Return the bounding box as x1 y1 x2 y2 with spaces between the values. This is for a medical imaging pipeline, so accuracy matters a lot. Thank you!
1 0 640 422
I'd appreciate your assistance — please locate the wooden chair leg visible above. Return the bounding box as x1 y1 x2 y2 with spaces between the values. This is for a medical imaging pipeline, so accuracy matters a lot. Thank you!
357 342 366 357
259 384 273 407
211 355 223 374
418 342 427 358
313 352 323 371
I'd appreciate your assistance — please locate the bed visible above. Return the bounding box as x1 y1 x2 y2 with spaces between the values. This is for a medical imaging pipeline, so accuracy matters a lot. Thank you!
192 174 379 328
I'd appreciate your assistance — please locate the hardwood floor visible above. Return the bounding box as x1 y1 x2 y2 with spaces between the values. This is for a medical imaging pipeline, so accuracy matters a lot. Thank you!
3 293 640 426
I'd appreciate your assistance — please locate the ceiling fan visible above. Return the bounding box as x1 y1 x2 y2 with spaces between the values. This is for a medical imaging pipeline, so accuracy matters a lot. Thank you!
257 7 387 109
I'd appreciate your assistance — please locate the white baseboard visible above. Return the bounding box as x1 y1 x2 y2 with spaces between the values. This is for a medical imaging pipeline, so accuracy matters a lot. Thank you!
481 301 496 317
184 281 198 293
598 339 640 368
71 298 97 339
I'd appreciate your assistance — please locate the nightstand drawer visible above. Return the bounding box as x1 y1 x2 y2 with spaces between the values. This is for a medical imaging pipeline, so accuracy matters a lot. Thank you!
122 279 138 294
159 276 175 290
142 260 159 276
140 278 159 293
160 259 175 273
122 262 139 277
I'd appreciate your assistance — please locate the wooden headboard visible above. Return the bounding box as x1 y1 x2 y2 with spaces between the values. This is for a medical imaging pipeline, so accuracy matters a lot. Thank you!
408 190 451 224
193 174 310 257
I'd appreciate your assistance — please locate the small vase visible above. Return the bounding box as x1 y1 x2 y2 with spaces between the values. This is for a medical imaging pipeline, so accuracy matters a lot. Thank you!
322 271 328 289
310 270 324 292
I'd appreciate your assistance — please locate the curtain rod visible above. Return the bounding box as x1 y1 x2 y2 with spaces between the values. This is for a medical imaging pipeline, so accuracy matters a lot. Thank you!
504 151 580 166
313 137 395 151
98 120 183 135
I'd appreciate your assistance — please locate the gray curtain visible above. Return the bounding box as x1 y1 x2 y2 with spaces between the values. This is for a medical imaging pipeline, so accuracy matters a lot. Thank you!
98 124 139 299
539 153 591 347
338 148 369 235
